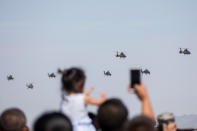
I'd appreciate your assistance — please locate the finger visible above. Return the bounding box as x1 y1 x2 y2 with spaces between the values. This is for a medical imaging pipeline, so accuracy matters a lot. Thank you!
99 90 104 94
58 69 65 74
87 87 94 92
89 87 94 90
85 87 94 95
134 84 140 91
127 84 131 92
99 90 106 96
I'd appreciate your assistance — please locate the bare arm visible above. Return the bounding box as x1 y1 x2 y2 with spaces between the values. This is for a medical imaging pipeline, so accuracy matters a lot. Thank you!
134 83 155 120
141 95 155 120
128 83 155 120
84 89 107 106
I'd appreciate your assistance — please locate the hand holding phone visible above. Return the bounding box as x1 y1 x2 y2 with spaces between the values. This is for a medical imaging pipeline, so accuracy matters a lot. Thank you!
134 82 149 101
130 69 141 88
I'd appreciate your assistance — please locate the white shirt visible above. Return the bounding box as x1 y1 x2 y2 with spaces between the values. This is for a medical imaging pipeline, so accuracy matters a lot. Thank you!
60 93 96 131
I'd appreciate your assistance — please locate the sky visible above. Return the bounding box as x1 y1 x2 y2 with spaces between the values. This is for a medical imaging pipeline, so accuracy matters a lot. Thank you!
0 0 197 128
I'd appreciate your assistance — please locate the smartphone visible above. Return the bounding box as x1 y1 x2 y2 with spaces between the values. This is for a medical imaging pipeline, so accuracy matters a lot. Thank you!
130 69 141 88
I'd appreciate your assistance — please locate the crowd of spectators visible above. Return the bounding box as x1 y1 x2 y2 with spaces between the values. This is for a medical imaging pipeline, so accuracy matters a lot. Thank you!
0 67 187 131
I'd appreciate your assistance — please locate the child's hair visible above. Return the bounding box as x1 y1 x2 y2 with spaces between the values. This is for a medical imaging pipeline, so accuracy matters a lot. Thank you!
61 67 86 93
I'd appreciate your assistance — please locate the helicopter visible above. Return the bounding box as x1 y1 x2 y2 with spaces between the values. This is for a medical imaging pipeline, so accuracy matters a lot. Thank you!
179 48 191 55
141 69 150 75
26 83 34 89
116 52 126 58
48 73 56 78
7 75 14 81
104 71 112 76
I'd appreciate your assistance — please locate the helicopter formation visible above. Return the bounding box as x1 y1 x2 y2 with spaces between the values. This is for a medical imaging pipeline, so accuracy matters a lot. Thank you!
6 73 57 89
104 51 151 76
103 51 126 76
104 48 191 77
5 47 191 86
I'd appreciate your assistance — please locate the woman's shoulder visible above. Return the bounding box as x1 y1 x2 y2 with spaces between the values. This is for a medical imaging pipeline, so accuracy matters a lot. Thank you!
67 93 84 100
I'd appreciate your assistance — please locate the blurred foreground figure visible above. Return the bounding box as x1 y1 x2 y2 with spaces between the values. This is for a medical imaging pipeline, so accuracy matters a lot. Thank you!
97 82 155 131
157 112 177 131
97 98 128 131
0 108 29 131
34 112 73 131
125 115 155 131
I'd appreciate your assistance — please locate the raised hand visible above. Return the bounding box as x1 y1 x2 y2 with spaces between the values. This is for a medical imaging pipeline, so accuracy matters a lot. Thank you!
99 90 107 100
85 87 94 96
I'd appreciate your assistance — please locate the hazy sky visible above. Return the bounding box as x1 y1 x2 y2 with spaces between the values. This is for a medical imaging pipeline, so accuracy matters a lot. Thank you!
0 0 197 128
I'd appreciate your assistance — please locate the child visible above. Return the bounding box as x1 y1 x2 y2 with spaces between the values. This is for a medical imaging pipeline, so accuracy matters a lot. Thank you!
59 68 107 131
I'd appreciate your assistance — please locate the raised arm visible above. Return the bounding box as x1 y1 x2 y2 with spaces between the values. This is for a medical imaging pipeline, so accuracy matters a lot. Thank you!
84 89 107 106
134 82 155 120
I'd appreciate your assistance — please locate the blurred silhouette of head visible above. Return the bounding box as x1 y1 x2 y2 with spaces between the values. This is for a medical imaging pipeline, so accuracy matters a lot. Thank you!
34 112 73 131
61 68 86 93
125 115 155 131
0 108 28 131
157 112 176 131
97 98 128 131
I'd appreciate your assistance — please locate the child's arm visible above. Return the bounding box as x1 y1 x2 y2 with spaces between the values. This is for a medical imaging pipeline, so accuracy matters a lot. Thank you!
84 88 107 106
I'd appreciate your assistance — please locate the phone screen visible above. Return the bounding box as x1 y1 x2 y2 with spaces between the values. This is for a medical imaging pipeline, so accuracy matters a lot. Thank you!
130 69 141 88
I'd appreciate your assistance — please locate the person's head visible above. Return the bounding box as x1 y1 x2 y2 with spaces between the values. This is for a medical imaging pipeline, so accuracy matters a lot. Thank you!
125 115 155 131
157 112 176 131
0 108 28 131
97 98 128 131
34 112 73 131
61 67 86 93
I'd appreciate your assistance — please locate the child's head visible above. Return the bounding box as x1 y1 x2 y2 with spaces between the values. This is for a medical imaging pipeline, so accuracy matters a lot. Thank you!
61 67 86 93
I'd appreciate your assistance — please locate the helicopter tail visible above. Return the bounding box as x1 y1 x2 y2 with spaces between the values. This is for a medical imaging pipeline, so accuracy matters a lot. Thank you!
116 51 119 57
179 48 183 54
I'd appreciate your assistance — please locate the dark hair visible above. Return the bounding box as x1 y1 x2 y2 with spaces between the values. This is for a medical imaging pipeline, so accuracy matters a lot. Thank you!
0 108 27 131
34 112 73 131
125 115 155 131
61 68 86 93
97 98 128 131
